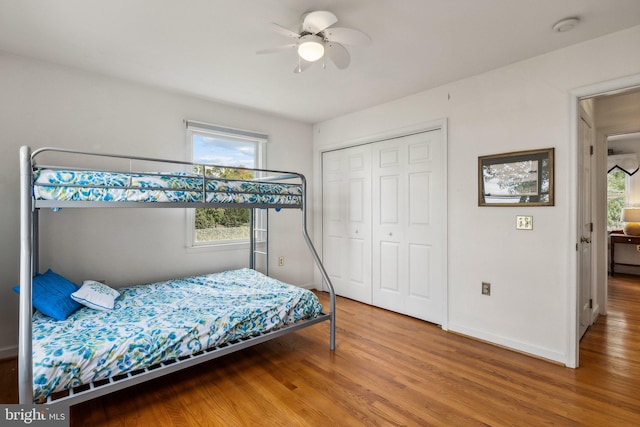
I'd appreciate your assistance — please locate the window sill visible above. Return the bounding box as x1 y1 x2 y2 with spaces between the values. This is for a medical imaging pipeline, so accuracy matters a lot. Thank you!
186 240 250 254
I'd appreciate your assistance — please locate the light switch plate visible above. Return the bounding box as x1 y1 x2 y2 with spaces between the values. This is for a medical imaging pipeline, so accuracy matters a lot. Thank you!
516 215 533 230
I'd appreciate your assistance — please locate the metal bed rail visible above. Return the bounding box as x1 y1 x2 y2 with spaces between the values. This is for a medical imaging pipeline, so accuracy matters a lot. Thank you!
31 146 303 182
43 313 332 407
18 145 337 405
31 147 304 210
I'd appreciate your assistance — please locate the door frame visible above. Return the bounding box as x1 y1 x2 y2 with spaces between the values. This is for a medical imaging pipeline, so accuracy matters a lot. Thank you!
314 118 449 330
569 74 640 368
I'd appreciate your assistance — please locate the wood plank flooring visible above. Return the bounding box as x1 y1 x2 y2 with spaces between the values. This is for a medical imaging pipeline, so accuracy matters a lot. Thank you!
2 275 639 425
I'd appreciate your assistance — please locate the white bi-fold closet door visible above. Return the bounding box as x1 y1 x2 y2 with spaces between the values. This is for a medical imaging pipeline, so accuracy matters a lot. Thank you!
322 129 445 325
322 144 372 304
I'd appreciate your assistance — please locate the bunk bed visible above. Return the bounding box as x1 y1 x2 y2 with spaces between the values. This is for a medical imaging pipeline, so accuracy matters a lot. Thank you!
18 146 336 405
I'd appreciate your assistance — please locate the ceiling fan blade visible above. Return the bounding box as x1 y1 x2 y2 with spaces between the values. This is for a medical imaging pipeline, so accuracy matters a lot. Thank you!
256 44 297 55
324 27 371 46
326 42 350 69
293 58 313 73
270 23 301 39
302 11 338 34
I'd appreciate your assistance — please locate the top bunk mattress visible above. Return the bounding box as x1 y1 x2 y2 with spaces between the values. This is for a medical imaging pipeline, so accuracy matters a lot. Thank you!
32 268 322 402
33 169 303 206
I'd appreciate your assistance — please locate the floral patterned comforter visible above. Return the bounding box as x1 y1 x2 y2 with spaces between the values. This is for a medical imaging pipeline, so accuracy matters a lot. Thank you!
33 169 302 206
31 268 322 402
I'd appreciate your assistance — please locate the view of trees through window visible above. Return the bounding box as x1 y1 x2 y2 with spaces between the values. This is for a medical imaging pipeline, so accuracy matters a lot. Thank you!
192 132 258 243
607 169 626 230
193 165 252 242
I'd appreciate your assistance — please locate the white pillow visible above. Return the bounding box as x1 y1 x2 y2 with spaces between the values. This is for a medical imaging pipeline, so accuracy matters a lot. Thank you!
71 280 120 311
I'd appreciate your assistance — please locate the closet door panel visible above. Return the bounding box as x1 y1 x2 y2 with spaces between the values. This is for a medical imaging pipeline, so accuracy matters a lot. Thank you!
379 176 400 224
348 177 366 237
404 131 444 324
406 169 430 305
322 153 347 292
344 148 371 303
378 241 402 311
409 172 430 225
348 238 365 283
324 180 344 235
322 146 372 304
372 141 407 312
372 130 444 324
409 243 431 298
324 235 343 282
380 241 400 290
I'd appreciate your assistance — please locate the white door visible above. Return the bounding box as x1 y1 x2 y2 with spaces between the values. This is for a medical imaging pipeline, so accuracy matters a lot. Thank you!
322 146 372 303
578 110 594 338
371 130 445 324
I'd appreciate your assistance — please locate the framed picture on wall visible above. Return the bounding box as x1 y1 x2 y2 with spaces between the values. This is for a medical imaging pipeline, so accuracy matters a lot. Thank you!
478 148 554 206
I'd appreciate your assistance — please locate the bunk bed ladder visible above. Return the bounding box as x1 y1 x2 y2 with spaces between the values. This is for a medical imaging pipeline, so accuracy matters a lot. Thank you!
249 209 269 275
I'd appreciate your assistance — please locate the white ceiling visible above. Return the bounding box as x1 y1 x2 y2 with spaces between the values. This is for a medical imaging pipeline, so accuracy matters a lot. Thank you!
1 0 639 124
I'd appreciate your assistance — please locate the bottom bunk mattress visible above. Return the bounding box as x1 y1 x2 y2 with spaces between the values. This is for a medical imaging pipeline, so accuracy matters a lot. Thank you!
31 268 323 402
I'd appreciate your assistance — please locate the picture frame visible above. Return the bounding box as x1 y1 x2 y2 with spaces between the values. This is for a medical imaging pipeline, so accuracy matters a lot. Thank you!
478 148 554 206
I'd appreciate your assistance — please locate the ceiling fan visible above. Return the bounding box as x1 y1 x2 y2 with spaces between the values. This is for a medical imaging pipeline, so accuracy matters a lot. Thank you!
257 10 372 73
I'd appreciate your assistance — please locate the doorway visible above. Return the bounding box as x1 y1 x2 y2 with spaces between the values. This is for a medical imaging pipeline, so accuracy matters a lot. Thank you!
574 82 640 367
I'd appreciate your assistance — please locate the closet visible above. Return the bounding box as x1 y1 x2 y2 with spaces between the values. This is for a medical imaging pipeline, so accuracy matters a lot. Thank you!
322 129 445 325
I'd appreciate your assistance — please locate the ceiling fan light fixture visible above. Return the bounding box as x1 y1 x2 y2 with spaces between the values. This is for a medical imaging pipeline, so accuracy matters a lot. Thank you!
298 35 325 62
260 11 369 72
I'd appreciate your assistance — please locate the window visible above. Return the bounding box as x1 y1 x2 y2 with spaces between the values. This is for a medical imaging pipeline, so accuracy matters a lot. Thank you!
186 121 266 247
607 169 628 230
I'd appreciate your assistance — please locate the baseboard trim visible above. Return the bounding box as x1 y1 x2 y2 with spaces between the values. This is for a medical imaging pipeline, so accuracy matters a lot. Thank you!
0 345 18 360
447 322 567 366
298 282 315 290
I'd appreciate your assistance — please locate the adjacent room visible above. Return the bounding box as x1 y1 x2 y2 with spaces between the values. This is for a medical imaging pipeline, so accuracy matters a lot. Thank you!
1 1 639 425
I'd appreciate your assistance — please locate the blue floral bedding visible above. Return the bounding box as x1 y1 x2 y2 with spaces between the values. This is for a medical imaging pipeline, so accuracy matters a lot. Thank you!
33 169 302 206
31 268 322 402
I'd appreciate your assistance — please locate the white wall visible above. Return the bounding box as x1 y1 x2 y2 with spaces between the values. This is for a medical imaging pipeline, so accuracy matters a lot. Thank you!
0 52 315 356
313 26 640 365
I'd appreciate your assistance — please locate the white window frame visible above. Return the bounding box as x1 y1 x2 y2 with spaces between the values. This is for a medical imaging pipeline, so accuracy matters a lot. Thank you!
607 169 630 231
185 121 267 250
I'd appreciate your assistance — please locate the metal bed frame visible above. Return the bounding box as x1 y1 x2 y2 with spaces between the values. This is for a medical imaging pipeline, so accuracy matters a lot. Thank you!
18 146 336 405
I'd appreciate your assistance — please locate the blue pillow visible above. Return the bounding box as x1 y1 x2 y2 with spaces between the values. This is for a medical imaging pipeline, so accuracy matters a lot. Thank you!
13 269 82 320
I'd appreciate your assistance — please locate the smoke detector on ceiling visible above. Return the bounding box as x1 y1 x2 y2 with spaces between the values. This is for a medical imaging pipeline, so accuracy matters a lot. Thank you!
552 17 580 33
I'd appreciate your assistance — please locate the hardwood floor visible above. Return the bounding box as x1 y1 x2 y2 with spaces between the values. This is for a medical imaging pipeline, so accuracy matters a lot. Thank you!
0 356 17 404
2 276 639 425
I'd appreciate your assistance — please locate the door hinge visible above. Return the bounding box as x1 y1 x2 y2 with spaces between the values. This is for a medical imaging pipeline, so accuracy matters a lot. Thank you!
589 298 593 309
590 222 594 232
576 243 579 251
590 145 594 155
